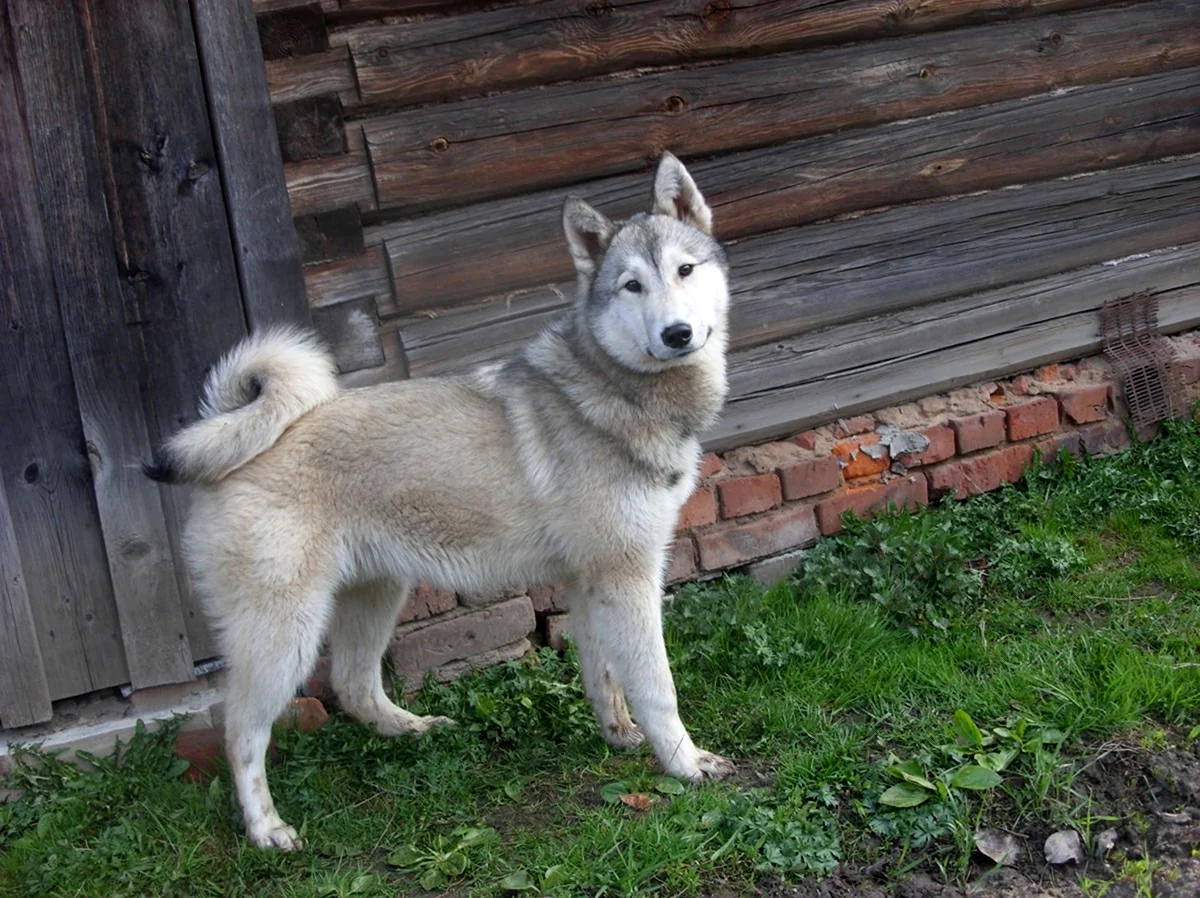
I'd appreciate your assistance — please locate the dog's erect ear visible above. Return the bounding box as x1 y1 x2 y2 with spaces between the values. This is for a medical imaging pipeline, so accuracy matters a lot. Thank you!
653 151 713 235
563 196 617 277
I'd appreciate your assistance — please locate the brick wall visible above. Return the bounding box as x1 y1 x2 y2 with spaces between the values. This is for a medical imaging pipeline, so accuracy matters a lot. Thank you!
295 333 1200 707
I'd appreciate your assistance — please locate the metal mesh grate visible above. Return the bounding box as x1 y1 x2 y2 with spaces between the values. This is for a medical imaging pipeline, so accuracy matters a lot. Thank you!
1100 291 1179 426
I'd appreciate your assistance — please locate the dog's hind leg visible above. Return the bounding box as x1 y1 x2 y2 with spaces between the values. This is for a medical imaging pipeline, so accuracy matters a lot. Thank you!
569 597 644 750
222 585 333 851
328 580 455 736
582 572 733 782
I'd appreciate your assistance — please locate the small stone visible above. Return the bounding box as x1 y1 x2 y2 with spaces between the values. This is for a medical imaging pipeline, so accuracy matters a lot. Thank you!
1044 829 1084 864
1095 828 1119 856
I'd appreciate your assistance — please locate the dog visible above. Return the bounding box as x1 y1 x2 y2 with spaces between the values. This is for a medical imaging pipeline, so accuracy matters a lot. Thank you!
146 152 734 850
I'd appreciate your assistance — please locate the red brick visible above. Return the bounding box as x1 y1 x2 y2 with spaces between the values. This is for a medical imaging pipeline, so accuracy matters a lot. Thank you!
816 483 885 534
174 728 225 785
665 537 697 584
1036 431 1084 463
1010 375 1034 395
303 655 335 704
895 424 955 468
927 443 1033 500
277 696 329 734
1006 397 1059 441
928 453 1003 500
1081 419 1132 456
697 453 723 479
833 415 875 438
544 614 572 651
389 598 536 690
529 584 567 613
950 411 1006 454
717 473 782 518
1055 385 1110 425
779 455 842 500
400 582 457 623
695 504 819 571
677 486 716 530
887 474 929 513
789 431 818 451
1000 443 1035 483
1034 363 1062 382
815 476 928 535
832 433 889 480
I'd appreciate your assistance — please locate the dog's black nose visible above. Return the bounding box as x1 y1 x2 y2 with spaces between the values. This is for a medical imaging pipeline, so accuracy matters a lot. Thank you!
661 323 693 349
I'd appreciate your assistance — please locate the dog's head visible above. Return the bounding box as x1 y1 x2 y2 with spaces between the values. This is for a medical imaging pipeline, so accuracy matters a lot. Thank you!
563 153 729 373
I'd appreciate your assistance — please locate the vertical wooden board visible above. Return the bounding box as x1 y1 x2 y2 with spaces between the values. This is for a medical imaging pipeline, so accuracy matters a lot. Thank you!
82 0 274 660
10 0 195 687
0 5 129 701
192 0 312 330
0 480 53 728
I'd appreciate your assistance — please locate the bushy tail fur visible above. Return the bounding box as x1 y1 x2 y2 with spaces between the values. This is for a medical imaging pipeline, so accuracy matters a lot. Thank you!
144 327 339 485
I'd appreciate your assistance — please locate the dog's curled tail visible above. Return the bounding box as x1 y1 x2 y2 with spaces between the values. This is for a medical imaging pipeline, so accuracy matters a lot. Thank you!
144 327 339 485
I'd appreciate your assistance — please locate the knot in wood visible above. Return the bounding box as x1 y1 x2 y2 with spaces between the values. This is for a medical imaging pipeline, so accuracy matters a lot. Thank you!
704 1 733 23
665 95 688 115
186 161 209 181
372 47 390 63
430 136 451 153
1049 32 1063 47
585 2 611 18
23 462 39 483
918 66 933 79
885 0 915 24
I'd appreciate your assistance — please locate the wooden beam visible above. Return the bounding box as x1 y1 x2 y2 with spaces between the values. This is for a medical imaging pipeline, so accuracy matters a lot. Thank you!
360 0 1200 213
391 156 1200 379
339 0 1107 109
9 0 196 687
371 68 1200 313
708 249 1200 449
0 4 130 702
192 0 311 329
284 124 375 215
265 44 356 105
295 205 365 264
312 297 386 373
304 244 393 313
256 2 327 61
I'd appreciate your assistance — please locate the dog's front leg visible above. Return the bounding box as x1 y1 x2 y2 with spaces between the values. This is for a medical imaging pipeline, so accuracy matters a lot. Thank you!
582 575 733 781
569 596 644 750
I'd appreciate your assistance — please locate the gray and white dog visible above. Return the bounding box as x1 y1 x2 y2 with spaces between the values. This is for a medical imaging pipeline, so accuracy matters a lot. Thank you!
147 152 734 850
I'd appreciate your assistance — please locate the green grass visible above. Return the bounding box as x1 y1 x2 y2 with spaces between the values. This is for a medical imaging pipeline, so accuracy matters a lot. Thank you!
2 414 1199 898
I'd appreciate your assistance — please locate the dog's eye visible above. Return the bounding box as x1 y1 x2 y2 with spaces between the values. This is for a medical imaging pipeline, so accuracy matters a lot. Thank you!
678 264 694 278
624 279 642 293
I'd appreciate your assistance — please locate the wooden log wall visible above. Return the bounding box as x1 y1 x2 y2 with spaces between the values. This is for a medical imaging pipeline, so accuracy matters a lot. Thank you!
259 0 1200 426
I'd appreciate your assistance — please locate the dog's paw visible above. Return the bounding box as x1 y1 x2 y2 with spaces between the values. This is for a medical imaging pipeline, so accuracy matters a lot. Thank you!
411 714 456 735
695 750 735 780
605 722 645 751
670 749 735 783
248 818 303 851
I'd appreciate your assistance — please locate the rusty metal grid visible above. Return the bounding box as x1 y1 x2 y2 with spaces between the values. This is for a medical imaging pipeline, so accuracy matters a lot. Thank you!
1100 291 1180 427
